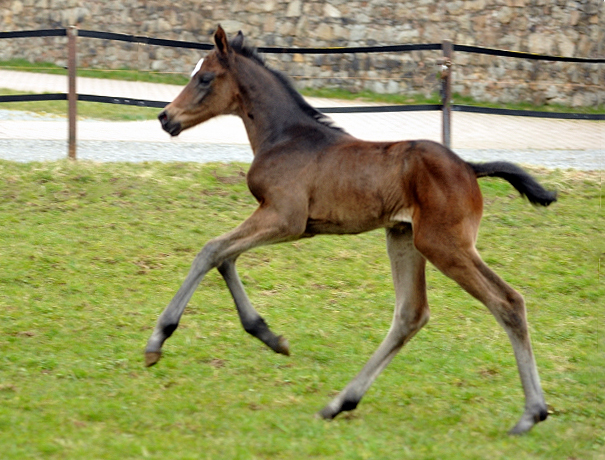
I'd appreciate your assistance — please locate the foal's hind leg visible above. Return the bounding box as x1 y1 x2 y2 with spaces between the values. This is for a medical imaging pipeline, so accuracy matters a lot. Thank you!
319 225 429 419
217 258 290 355
414 228 548 434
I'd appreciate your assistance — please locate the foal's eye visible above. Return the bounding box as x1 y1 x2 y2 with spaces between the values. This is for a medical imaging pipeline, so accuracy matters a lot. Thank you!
197 72 215 87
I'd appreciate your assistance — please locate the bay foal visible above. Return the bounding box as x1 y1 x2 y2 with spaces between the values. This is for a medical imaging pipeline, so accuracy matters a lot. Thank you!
147 26 556 434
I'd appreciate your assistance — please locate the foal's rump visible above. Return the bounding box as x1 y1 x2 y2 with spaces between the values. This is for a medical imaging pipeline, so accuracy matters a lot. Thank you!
402 139 557 208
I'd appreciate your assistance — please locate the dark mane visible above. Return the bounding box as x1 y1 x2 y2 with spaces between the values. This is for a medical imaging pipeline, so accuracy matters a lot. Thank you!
230 39 346 133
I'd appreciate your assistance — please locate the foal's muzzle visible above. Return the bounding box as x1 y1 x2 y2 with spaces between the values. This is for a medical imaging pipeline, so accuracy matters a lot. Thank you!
158 110 182 137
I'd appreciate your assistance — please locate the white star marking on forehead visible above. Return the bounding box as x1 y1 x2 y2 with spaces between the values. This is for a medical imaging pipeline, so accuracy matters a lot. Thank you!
191 58 204 77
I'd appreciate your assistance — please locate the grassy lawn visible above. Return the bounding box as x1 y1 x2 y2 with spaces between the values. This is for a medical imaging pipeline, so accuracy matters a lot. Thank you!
300 87 605 115
0 161 602 459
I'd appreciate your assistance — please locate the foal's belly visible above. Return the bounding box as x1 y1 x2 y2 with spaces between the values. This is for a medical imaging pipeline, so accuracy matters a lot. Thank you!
304 202 413 236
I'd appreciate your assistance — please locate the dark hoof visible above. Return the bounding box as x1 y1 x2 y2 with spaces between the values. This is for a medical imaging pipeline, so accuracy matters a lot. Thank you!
317 407 337 420
508 422 532 436
145 351 162 367
317 396 358 420
508 407 549 435
275 336 290 356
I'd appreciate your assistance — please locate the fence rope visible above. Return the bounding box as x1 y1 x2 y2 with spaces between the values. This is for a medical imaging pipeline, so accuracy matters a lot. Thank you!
2 28 604 62
0 29 603 140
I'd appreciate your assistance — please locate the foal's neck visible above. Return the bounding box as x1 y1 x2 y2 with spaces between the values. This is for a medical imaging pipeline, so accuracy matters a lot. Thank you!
234 57 344 155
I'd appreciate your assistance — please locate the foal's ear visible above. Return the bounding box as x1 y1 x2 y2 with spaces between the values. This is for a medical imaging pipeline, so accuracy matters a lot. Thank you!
214 25 229 56
231 30 244 50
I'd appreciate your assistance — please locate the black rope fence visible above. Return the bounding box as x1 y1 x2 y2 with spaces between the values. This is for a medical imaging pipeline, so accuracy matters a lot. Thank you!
1 27 604 157
2 93 603 120
3 28 603 62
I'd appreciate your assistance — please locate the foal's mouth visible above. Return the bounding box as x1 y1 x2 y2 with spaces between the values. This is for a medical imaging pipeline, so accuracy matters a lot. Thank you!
158 110 182 137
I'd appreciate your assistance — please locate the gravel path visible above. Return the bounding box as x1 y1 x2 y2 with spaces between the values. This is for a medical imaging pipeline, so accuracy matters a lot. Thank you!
0 106 602 170
2 69 603 169
0 139 253 163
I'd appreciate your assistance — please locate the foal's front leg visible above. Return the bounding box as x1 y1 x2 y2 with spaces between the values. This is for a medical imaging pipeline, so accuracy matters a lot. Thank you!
218 259 290 355
144 238 219 366
144 206 302 367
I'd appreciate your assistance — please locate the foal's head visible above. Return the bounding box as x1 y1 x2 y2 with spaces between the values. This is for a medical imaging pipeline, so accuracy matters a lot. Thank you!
158 26 242 137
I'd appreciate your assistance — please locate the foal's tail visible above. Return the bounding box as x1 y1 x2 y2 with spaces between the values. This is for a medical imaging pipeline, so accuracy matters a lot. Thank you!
467 161 557 207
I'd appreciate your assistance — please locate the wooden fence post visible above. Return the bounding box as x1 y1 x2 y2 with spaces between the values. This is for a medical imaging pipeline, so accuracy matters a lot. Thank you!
67 26 78 160
441 40 453 149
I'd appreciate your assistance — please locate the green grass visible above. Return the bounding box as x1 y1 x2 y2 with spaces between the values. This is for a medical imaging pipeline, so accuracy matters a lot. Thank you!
300 87 605 115
300 87 442 105
450 93 605 115
0 161 602 459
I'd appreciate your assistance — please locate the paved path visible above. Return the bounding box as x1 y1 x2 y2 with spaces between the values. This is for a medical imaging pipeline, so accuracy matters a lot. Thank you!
0 70 603 169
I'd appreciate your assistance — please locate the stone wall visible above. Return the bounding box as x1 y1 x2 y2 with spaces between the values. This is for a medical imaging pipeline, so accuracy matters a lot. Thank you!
1 0 604 106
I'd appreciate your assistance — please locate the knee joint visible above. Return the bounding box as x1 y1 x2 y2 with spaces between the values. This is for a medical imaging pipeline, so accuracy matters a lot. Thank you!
498 291 527 332
396 303 430 331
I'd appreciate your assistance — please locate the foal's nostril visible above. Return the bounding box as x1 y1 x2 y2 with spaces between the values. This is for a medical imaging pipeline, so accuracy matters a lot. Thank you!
158 110 182 136
158 110 168 127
